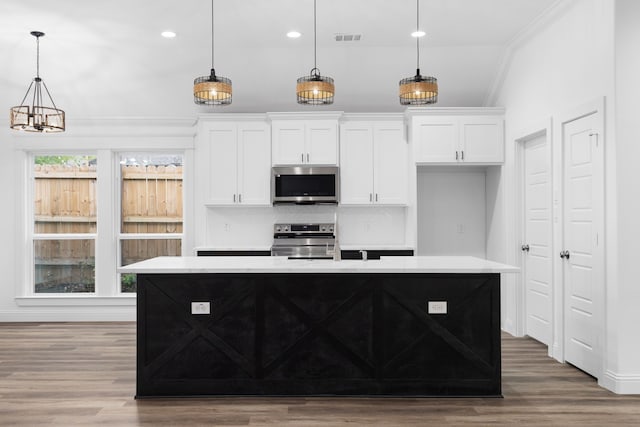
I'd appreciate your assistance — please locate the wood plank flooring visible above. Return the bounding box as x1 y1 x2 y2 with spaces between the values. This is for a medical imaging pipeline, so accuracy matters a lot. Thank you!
0 322 638 426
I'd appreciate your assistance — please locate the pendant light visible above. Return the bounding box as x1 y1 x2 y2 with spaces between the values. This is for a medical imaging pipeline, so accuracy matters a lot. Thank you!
10 31 65 132
296 0 334 105
193 0 232 105
399 0 438 105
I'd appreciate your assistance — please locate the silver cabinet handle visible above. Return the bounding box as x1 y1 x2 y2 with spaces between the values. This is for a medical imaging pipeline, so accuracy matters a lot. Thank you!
461 150 464 160
521 244 530 252
560 250 570 259
307 153 310 163
238 194 242 203
375 193 378 202
456 151 459 160
369 193 373 202
301 153 304 163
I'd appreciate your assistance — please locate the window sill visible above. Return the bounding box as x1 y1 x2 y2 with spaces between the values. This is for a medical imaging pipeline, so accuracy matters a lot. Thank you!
15 296 136 307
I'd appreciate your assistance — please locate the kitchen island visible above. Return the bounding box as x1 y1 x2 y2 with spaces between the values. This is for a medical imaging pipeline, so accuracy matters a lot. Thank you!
121 256 518 398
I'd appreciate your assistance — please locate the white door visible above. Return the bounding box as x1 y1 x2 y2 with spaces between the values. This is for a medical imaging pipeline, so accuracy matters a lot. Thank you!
306 121 338 165
340 123 374 205
373 122 407 205
522 134 552 346
563 113 602 378
272 121 305 165
237 124 271 206
207 125 238 205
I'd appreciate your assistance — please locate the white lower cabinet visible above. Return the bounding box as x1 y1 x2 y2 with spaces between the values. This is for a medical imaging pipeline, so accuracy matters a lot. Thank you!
205 122 271 206
340 121 407 205
413 115 504 164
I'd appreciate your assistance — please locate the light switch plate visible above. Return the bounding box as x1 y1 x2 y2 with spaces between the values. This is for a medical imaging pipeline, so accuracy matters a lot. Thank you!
428 301 447 314
191 302 210 315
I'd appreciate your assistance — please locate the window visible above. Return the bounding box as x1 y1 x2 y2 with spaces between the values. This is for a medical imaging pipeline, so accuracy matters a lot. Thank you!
33 155 97 293
118 154 184 292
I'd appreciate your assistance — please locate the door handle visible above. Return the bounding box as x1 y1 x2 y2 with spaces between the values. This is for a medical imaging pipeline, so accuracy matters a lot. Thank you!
521 244 529 252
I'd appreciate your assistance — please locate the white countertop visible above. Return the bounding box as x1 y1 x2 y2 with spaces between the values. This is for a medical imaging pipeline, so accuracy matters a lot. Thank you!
119 256 519 274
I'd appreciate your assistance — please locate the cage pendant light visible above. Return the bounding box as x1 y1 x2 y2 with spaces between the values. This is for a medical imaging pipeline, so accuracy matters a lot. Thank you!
399 0 438 105
10 31 65 132
296 0 334 105
193 0 232 105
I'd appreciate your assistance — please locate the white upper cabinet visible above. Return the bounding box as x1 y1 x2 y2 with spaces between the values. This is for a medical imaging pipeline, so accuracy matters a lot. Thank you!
272 119 338 165
340 121 407 206
204 121 271 206
413 114 504 164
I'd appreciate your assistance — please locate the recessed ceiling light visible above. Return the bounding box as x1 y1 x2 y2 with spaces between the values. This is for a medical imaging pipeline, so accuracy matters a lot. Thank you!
411 30 426 38
161 31 177 38
287 31 301 38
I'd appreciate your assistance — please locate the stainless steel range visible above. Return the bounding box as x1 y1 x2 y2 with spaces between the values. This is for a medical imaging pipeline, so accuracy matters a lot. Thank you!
271 223 335 259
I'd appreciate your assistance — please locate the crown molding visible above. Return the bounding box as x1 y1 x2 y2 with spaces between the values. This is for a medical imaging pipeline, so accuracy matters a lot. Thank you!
197 113 268 122
341 112 405 122
484 0 575 107
267 111 344 121
404 107 505 118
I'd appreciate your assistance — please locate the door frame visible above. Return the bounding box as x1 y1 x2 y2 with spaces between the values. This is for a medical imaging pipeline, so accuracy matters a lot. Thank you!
554 97 606 375
514 119 554 358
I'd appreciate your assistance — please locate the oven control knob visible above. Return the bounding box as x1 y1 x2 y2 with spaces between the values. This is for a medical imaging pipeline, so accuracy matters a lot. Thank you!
321 226 326 232
276 226 281 232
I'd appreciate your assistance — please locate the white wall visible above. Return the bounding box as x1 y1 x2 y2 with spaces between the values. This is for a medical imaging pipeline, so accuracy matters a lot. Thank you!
491 0 640 393
610 0 640 393
201 205 408 250
416 168 486 257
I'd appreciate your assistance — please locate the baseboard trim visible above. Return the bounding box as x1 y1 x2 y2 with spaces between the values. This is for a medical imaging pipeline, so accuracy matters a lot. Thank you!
0 308 135 322
600 370 640 394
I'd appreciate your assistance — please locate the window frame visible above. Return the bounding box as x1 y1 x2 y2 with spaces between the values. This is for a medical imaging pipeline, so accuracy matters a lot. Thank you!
16 147 189 304
115 151 185 294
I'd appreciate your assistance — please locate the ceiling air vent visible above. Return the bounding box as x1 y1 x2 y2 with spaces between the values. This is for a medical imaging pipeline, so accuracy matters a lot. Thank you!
334 33 362 42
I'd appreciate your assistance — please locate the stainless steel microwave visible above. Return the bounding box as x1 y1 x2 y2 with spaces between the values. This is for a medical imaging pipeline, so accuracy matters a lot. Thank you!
272 166 339 204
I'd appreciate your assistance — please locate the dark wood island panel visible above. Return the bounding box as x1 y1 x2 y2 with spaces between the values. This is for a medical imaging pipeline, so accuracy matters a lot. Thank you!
137 272 501 397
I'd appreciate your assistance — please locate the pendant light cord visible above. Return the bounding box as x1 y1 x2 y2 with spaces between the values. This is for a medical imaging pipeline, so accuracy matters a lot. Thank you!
313 0 317 70
416 0 420 72
36 34 40 78
211 0 215 70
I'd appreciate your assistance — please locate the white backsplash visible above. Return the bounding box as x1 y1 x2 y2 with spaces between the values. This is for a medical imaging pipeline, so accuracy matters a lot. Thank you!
204 205 407 249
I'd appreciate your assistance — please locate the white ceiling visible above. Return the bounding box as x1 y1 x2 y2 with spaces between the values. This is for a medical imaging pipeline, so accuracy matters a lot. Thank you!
1 0 557 118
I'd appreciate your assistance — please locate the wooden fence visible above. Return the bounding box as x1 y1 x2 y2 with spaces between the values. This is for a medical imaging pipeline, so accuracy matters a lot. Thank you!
34 164 183 291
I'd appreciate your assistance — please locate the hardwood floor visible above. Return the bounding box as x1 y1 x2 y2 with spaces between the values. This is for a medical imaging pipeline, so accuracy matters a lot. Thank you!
0 322 638 426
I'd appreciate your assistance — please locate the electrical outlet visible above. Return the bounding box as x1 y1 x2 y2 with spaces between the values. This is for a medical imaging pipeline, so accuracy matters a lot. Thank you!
191 302 210 315
428 301 447 314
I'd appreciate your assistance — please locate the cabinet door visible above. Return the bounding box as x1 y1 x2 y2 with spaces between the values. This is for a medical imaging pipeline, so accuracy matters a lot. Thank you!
340 123 374 205
459 117 504 163
237 123 271 205
306 120 338 165
413 117 459 163
272 121 305 165
207 125 238 205
373 122 407 205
